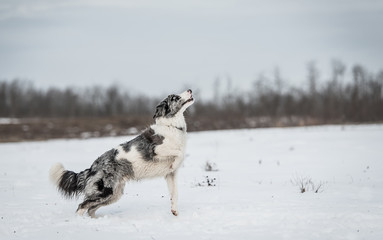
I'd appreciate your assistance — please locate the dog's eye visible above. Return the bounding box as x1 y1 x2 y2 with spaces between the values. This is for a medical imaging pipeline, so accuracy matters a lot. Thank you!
171 95 180 101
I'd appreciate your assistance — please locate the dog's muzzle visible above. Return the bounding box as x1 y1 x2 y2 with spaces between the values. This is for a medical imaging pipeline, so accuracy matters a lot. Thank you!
182 89 194 105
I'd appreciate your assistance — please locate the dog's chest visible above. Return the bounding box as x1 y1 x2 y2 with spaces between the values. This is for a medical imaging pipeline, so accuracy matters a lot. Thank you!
164 133 186 150
154 127 186 168
154 125 186 150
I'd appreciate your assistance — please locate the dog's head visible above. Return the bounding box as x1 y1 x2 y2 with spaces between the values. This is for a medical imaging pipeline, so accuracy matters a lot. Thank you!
153 89 194 119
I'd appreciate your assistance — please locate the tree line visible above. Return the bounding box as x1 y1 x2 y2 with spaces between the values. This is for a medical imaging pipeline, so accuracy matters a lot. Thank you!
0 82 157 118
194 61 383 126
1 61 383 128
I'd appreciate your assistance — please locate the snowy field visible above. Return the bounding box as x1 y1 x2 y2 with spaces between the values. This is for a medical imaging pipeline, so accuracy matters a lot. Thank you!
1 124 383 239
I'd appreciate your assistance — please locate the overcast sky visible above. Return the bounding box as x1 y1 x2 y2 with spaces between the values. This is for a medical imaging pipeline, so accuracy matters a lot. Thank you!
1 0 383 99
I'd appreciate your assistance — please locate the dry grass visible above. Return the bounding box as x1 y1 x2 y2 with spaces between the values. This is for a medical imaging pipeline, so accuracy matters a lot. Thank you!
0 115 375 142
0 116 150 142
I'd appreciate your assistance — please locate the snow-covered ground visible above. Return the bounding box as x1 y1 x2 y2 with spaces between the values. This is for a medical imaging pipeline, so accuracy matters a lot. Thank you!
1 124 383 239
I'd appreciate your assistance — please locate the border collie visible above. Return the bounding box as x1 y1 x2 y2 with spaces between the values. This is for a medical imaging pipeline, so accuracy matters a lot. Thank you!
49 89 194 218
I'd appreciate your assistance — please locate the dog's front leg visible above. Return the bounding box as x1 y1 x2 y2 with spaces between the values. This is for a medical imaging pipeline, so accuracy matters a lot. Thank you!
165 171 178 216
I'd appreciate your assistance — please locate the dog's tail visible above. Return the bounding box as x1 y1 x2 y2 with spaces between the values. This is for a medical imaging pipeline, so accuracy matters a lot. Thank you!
49 163 90 198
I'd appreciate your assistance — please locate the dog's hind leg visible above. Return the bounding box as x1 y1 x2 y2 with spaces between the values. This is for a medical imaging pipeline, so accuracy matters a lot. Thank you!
165 171 178 216
77 180 125 218
87 182 125 218
76 194 112 218
76 182 114 218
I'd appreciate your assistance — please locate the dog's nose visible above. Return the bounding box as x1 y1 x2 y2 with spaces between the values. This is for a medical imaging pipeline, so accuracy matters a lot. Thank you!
187 89 192 94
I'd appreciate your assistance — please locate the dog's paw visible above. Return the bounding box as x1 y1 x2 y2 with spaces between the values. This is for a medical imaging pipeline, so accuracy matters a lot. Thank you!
171 209 178 216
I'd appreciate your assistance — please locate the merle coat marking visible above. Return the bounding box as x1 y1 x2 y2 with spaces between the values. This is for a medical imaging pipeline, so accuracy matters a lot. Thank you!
50 89 194 217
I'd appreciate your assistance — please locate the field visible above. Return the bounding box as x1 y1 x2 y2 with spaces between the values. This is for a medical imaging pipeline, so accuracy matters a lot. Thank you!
1 124 383 239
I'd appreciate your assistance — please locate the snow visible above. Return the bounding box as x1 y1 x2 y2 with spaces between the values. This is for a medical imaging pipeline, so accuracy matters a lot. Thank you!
1 124 383 239
0 118 20 125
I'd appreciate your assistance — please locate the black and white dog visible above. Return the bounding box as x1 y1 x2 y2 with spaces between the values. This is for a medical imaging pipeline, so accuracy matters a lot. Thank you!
50 89 194 217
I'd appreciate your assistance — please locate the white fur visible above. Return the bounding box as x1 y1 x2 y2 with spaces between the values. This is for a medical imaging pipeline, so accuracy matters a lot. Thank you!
115 145 175 179
115 145 143 164
49 163 65 185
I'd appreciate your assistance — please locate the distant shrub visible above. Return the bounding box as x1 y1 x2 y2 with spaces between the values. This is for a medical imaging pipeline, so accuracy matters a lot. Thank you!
291 174 325 193
204 161 219 172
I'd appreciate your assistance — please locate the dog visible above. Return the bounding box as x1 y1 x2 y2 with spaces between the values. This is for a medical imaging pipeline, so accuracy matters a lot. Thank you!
49 89 194 218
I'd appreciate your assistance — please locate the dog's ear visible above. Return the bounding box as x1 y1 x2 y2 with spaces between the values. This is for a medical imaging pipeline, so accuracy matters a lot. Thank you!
153 104 163 119
153 99 170 119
